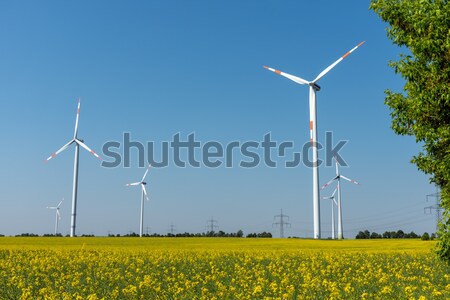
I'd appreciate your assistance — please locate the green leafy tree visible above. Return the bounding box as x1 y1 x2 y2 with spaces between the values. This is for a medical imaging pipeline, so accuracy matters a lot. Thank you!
370 232 381 239
370 0 450 261
356 231 365 239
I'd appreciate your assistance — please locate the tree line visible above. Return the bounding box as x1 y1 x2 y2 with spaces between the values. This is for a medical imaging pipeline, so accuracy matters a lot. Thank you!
8 230 273 238
110 230 271 238
355 230 435 240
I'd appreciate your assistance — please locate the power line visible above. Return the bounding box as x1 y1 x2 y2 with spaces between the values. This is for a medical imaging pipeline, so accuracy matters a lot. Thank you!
345 215 431 232
273 209 291 238
344 200 427 223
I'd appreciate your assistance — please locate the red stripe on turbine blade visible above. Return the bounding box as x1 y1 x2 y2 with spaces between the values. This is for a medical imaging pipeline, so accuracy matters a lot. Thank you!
357 41 365 47
52 154 56 157
275 70 281 74
342 52 350 59
94 151 102 160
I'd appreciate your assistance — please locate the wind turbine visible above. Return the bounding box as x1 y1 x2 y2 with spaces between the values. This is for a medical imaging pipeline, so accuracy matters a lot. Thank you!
264 41 365 239
322 187 338 239
126 165 151 237
47 199 63 235
321 157 360 239
45 99 103 237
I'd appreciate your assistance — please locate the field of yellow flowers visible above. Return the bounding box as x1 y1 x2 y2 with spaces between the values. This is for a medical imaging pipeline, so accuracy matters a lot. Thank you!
0 237 448 299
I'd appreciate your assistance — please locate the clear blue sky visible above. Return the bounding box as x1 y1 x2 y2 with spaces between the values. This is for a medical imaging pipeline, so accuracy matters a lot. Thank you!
0 1 437 237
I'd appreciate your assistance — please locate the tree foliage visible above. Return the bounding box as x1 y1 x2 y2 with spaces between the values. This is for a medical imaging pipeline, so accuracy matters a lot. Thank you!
422 232 430 240
370 0 450 261
355 230 420 239
246 232 273 238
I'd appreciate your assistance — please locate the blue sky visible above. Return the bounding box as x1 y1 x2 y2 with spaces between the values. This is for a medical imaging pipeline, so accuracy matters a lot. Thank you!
0 1 438 237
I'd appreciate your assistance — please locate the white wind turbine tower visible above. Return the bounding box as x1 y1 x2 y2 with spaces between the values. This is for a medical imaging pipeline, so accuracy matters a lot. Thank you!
47 199 63 235
126 165 151 237
264 41 365 239
45 99 103 237
321 157 360 239
322 188 338 239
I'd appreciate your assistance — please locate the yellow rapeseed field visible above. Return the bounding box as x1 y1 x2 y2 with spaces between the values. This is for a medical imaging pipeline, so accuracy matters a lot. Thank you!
0 238 448 299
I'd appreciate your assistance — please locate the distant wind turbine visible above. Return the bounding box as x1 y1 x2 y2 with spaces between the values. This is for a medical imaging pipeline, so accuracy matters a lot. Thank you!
321 157 360 239
45 99 103 237
264 41 365 239
47 199 63 235
126 165 151 237
322 187 338 239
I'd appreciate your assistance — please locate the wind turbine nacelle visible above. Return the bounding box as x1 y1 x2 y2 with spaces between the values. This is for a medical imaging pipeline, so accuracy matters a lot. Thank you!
312 83 321 91
142 182 147 185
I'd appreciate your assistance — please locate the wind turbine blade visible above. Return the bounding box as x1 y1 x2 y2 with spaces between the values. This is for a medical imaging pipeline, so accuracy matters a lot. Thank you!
312 41 365 83
141 165 151 182
126 182 141 186
322 196 332 200
75 139 102 160
73 98 81 139
321 177 338 190
333 198 338 206
334 157 339 175
45 140 74 162
331 188 337 198
142 184 149 201
56 209 61 219
57 200 63 208
47 206 56 209
263 66 309 85
341 175 360 185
